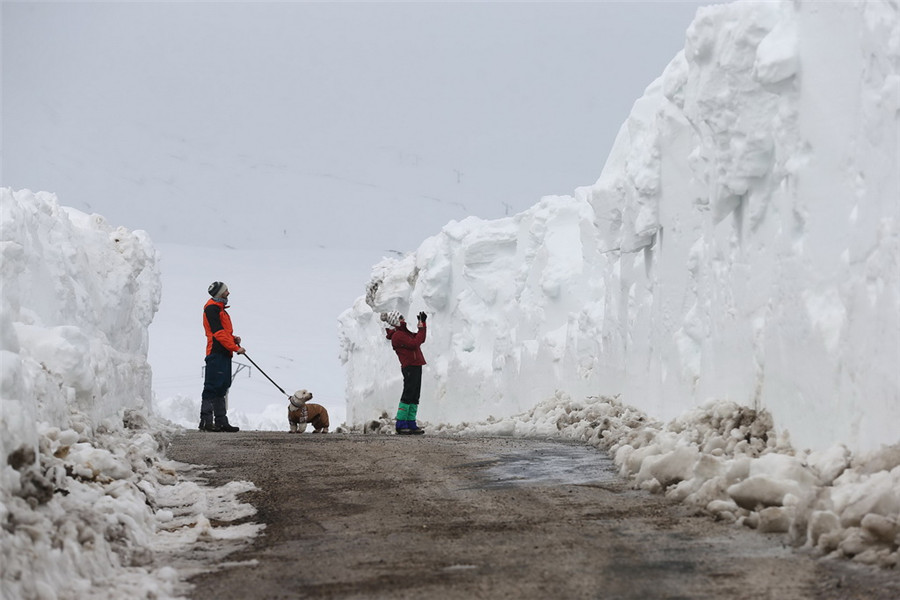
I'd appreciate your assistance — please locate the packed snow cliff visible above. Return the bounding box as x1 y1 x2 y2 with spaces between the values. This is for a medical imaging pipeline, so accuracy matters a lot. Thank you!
340 0 899 454
340 0 900 568
1 189 261 599
1 190 159 452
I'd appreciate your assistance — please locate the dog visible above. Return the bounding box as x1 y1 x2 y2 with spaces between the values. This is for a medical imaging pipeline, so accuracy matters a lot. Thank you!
288 389 329 433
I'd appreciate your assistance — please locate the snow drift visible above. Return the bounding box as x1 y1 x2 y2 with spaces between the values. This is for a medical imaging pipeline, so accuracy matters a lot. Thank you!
0 189 261 599
0 188 160 458
339 0 900 455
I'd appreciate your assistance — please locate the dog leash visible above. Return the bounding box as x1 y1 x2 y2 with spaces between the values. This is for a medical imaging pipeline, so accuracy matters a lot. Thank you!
242 352 290 399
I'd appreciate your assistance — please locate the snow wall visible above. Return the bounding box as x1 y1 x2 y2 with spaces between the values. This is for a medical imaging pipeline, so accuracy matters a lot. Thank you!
339 0 900 453
0 188 161 461
0 189 266 598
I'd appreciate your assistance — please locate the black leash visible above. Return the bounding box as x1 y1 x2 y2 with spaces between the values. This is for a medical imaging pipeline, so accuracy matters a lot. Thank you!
243 352 290 398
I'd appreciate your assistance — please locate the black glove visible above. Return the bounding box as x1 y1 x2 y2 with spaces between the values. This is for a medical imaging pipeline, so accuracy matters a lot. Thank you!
417 311 427 323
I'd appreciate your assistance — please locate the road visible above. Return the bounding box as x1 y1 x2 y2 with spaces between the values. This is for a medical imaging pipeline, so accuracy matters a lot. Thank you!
166 431 899 599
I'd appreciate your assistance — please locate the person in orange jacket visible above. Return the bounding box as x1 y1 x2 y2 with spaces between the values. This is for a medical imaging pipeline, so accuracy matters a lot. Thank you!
200 281 245 432
381 310 427 435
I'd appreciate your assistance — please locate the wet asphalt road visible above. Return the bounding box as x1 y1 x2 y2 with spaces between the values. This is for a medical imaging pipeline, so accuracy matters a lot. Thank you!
166 431 900 600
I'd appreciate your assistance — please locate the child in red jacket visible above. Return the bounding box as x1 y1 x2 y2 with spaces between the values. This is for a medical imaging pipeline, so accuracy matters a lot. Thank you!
381 311 427 434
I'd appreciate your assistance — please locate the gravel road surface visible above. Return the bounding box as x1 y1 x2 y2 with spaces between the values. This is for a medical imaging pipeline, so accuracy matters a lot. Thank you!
166 431 899 599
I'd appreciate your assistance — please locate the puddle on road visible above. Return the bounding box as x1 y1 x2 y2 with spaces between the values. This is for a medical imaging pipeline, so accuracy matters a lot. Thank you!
474 441 619 488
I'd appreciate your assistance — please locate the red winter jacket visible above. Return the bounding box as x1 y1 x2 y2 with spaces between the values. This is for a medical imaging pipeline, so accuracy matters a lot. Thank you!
203 298 241 357
386 323 427 367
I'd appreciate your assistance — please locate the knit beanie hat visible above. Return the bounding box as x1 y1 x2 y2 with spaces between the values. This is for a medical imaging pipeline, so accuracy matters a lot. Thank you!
380 311 402 328
208 281 228 297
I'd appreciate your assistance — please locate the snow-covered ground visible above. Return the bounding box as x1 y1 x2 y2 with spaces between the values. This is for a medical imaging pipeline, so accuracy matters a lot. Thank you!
2 0 898 598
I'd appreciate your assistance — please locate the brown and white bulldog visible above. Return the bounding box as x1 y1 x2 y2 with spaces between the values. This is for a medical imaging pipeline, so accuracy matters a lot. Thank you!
288 389 329 433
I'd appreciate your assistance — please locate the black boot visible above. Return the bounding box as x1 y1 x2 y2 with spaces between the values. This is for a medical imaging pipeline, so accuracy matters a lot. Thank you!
212 397 239 432
199 420 221 432
215 419 240 433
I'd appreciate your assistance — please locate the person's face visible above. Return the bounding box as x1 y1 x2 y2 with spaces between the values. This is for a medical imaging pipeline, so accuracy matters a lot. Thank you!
222 289 230 299
398 315 405 325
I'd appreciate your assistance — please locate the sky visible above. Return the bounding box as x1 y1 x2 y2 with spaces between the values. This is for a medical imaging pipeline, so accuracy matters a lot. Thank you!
2 1 713 256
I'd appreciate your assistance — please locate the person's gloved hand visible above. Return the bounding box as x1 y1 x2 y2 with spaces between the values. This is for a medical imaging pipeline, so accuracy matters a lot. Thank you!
417 311 427 323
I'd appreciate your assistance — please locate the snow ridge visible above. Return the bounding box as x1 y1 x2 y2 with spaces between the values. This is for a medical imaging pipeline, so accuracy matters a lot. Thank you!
340 0 900 453
0 189 262 598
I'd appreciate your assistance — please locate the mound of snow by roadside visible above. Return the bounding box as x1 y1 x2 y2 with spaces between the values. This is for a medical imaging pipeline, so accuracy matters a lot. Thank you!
428 394 899 568
1 412 262 599
1 189 262 599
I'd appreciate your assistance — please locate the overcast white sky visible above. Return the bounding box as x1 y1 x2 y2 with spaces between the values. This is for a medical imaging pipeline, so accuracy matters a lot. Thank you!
2 1 714 257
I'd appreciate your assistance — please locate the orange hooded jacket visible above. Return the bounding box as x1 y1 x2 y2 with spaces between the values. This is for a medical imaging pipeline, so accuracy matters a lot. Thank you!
203 298 241 357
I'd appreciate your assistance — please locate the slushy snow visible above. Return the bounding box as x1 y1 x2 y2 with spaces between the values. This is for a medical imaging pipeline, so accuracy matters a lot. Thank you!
1 0 898 598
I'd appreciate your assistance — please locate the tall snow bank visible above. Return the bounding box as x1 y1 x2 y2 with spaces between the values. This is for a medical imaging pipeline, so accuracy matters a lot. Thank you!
339 0 900 453
1 188 160 458
339 198 611 428
1 189 262 598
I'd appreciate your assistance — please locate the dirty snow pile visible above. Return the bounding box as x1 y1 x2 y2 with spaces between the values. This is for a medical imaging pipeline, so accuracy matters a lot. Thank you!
0 188 262 599
339 0 899 567
426 394 897 568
